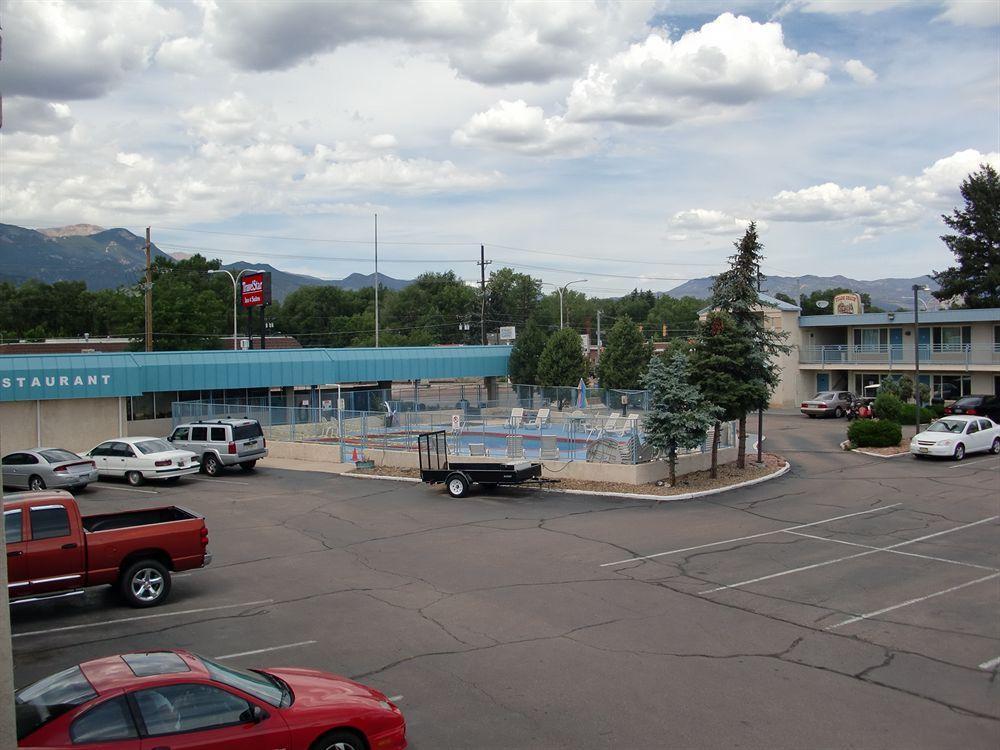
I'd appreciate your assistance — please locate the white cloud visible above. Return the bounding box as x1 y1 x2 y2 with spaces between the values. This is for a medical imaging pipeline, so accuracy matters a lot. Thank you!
1 98 76 134
3 0 183 100
181 94 267 143
155 36 212 74
369 134 399 150
935 0 999 27
564 13 830 126
843 59 877 85
667 209 764 237
452 100 598 157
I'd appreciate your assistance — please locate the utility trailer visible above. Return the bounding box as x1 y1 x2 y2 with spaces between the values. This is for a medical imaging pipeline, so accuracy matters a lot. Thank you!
417 430 558 497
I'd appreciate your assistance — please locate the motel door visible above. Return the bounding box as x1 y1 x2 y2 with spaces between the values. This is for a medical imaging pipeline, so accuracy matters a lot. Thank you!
816 373 830 392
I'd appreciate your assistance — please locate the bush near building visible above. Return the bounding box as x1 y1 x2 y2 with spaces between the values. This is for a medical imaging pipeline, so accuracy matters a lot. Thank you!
848 419 903 448
899 404 938 424
873 393 903 423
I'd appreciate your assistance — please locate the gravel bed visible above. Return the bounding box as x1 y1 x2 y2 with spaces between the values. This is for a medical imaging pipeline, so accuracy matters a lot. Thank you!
348 453 787 497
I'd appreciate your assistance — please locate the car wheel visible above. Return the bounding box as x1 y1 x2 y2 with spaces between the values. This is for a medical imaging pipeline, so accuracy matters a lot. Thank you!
28 475 46 491
120 559 171 608
446 472 470 498
953 443 965 461
990 438 1000 455
126 470 144 486
202 454 221 476
834 407 844 418
310 730 367 750
239 460 257 471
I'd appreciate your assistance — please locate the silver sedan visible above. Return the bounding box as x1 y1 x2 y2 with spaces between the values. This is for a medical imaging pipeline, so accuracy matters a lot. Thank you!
1 448 99 492
800 391 855 418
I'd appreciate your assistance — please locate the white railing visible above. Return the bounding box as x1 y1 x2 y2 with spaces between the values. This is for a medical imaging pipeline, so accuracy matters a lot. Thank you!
800 344 1000 366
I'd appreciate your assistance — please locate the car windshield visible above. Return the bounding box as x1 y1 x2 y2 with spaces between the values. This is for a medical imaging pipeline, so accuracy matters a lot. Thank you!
15 666 96 740
134 439 173 455
198 655 289 707
926 420 966 434
233 423 263 441
952 398 980 408
38 449 80 463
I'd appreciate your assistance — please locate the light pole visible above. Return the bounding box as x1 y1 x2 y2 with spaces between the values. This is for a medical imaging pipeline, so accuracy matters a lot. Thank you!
209 268 265 350
912 284 930 435
543 279 588 329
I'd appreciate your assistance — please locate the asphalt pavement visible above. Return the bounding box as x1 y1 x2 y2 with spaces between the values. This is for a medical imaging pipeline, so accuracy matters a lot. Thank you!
10 413 999 749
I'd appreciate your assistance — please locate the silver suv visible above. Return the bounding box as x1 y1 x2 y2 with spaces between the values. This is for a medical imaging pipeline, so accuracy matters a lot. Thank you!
167 419 267 476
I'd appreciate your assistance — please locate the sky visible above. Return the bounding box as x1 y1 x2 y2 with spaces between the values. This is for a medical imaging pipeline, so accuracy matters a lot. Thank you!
1 0 997 296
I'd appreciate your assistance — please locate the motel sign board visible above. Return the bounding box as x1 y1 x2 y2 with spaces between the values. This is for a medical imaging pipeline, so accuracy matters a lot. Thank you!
241 272 272 308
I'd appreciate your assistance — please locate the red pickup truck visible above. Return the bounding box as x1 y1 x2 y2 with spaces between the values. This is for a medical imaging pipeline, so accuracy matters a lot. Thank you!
5 491 210 608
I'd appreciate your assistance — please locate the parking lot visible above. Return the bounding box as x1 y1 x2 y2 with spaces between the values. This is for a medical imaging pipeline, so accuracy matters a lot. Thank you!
11 413 999 748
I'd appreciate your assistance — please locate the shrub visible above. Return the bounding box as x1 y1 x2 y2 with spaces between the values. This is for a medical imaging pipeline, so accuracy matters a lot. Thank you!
848 418 903 448
878 376 902 399
897 375 914 402
872 393 903 423
899 404 937 425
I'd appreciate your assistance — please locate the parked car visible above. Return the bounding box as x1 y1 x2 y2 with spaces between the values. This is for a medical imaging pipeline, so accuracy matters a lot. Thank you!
910 415 1000 460
943 394 1000 422
2 449 98 492
16 650 407 750
167 418 268 476
87 437 199 486
4 491 210 607
801 391 855 418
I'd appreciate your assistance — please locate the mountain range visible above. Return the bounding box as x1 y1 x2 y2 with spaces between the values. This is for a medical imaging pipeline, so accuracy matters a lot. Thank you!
667 274 944 312
1 222 946 310
0 224 408 300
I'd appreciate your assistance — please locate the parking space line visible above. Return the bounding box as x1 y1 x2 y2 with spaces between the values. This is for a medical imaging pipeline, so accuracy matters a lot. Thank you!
93 483 159 495
947 456 999 469
13 599 273 638
216 640 317 660
979 656 1000 671
700 515 998 594
827 573 1000 630
601 504 903 567
189 477 251 486
389 695 404 702
784 530 1000 572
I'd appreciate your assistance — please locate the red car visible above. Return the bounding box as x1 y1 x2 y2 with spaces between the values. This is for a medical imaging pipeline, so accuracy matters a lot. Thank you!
17 650 406 750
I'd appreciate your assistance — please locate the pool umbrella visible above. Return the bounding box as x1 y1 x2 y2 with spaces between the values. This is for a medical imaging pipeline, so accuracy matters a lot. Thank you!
577 378 587 409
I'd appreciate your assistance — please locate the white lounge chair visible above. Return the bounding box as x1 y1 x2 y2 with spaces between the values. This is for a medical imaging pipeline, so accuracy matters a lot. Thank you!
508 407 525 429
614 414 640 437
524 408 550 431
540 434 560 460
469 442 489 457
506 435 525 459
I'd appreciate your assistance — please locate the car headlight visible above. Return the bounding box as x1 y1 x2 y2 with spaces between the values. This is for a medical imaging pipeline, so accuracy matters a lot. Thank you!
938 440 952 446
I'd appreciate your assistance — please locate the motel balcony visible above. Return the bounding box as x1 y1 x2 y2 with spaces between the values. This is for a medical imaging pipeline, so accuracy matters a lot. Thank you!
798 344 1000 368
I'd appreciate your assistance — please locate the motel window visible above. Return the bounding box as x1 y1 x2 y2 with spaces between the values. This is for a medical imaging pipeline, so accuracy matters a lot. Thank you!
853 329 888 351
932 326 970 350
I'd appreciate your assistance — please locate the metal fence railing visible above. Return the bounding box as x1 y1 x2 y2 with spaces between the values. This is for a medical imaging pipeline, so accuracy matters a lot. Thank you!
171 399 737 466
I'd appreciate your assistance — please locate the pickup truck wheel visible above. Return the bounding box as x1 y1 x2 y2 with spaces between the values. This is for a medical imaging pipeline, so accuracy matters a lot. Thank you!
445 472 470 498
121 560 171 607
239 460 257 471
28 475 46 491
202 454 221 476
126 470 144 487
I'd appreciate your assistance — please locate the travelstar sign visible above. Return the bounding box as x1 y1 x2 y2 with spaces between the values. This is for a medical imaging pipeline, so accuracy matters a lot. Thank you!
241 272 272 307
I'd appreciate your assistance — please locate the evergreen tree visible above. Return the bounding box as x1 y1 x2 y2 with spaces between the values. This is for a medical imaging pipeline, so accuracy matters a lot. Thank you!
508 321 548 386
691 311 768 477
642 352 718 486
597 318 651 390
536 328 588 387
709 223 790 467
932 164 1000 308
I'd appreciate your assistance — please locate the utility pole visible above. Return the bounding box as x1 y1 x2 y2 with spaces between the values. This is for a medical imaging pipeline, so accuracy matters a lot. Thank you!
756 271 764 464
477 244 491 345
374 214 379 348
144 226 152 351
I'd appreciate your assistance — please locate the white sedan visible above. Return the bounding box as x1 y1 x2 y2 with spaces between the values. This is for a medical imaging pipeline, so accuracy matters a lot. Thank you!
87 437 200 486
910 415 1000 460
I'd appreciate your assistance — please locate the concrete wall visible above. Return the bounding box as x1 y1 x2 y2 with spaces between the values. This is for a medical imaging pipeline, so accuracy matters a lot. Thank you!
127 417 174 438
266 440 738 485
0 398 123 453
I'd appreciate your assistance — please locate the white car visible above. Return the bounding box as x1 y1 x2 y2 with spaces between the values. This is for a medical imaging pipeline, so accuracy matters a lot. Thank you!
910 415 1000 460
87 437 200 486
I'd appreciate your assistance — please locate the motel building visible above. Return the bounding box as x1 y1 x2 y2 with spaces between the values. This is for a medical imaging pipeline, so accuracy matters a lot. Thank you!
738 294 1000 407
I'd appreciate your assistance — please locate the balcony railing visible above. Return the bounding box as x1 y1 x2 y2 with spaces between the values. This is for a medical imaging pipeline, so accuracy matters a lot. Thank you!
799 344 1000 367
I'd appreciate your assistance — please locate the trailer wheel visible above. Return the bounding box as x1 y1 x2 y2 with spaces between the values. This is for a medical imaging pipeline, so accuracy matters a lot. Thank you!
446 473 470 498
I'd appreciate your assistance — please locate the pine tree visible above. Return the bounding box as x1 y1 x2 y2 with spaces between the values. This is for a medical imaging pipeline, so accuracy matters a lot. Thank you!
597 318 651 390
537 328 589 387
508 321 547 385
932 164 1000 308
642 352 718 486
691 311 767 477
709 223 789 467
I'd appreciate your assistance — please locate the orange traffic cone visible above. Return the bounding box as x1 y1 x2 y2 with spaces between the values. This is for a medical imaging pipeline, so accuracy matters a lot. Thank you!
351 448 359 462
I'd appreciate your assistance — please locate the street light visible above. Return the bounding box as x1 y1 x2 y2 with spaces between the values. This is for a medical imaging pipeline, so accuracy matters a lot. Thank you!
209 268 266 350
543 279 589 329
912 284 930 435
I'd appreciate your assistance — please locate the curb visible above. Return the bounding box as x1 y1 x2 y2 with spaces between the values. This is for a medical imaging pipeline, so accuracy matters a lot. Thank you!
339 461 792 502
852 448 911 459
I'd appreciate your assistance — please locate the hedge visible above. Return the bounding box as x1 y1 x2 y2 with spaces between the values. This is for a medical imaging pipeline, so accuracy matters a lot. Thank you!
848 418 902 448
899 404 937 425
873 393 903 423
